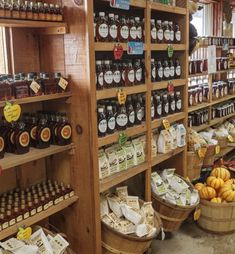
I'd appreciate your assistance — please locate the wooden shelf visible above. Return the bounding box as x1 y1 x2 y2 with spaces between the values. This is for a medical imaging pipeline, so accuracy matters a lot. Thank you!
94 42 146 51
151 147 185 166
210 112 235 127
149 2 187 15
98 124 146 147
0 196 78 241
0 19 66 28
100 163 148 192
188 102 210 113
152 79 186 91
211 94 235 106
214 68 235 74
192 123 209 132
96 85 146 100
130 0 146 8
1 144 74 170
214 146 235 161
152 112 185 129
150 44 186 51
0 92 72 107
189 72 208 78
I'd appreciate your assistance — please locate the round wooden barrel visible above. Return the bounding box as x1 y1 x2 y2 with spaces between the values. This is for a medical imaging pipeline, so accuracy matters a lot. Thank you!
187 151 203 181
198 199 235 233
203 145 215 166
101 209 162 254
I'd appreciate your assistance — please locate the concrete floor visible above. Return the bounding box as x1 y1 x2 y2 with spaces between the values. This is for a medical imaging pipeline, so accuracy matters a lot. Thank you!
151 222 235 254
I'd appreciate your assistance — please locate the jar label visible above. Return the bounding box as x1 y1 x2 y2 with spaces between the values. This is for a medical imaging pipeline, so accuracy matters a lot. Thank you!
61 125 72 140
31 209 36 216
64 193 69 200
157 104 162 116
24 212 29 219
164 29 170 41
0 137 4 153
2 222 8 229
189 94 193 106
152 67 156 79
108 117 115 130
151 106 155 118
104 70 113 85
175 31 181 42
151 28 157 40
176 66 181 76
171 101 176 111
164 67 170 78
30 81 41 94
98 23 108 38
98 73 104 87
116 114 128 127
113 70 121 84
170 31 174 42
130 26 137 40
157 29 163 41
170 66 175 77
58 77 68 90
137 26 142 39
137 109 142 121
19 131 30 148
128 70 135 83
9 219 16 226
164 103 169 114
44 204 49 210
37 206 43 213
120 25 129 39
98 119 107 133
110 24 117 39
135 68 142 82
158 67 163 78
129 111 135 123
176 99 182 110
40 127 51 143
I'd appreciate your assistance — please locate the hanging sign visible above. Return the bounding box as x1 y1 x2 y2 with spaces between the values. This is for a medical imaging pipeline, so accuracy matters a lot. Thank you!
167 45 174 58
110 0 130 10
162 119 170 130
114 44 124 60
127 42 144 55
17 227 32 240
118 133 128 146
207 45 216 74
117 89 127 105
3 102 21 123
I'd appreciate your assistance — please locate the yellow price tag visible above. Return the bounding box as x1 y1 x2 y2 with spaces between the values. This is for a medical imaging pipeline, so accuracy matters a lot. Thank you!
58 77 68 90
194 207 201 221
198 147 207 158
117 89 127 105
228 135 234 142
215 145 220 155
185 177 190 183
162 119 170 130
3 102 21 123
17 227 32 240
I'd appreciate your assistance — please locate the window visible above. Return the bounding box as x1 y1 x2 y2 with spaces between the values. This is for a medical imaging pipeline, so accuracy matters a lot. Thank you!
0 27 8 74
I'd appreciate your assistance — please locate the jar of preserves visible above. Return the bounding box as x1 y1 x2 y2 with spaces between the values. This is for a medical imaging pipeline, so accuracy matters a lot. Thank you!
196 59 203 73
13 73 29 99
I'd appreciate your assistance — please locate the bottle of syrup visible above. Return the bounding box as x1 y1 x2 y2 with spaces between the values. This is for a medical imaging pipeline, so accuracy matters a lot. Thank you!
96 12 108 42
134 95 143 125
36 116 51 149
106 106 115 134
108 13 118 42
116 104 128 130
14 122 30 154
27 114 37 147
57 113 72 146
97 107 107 137
126 96 135 127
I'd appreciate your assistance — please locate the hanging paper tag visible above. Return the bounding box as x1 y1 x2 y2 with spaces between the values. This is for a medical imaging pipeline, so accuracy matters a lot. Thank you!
215 145 220 154
167 45 174 58
194 207 201 221
3 102 21 123
30 81 40 94
118 133 128 146
117 89 127 105
58 77 68 90
228 135 233 142
198 147 207 158
167 81 174 93
110 0 130 10
127 42 144 55
162 119 170 130
114 44 124 60
17 227 32 240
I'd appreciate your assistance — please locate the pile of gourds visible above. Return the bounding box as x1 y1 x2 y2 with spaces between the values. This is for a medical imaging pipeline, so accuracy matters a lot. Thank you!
195 166 235 203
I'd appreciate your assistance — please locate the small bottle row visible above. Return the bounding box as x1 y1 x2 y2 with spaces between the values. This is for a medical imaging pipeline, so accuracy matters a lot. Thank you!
97 94 145 137
152 90 182 119
0 111 72 158
0 180 74 230
96 59 145 90
0 0 63 21
94 12 144 42
200 36 234 47
188 109 209 127
151 19 181 44
0 72 68 101
151 58 181 82
211 101 235 119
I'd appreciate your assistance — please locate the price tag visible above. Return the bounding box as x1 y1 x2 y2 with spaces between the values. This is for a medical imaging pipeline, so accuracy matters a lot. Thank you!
162 119 170 130
215 145 220 155
194 207 201 221
58 77 68 90
167 81 174 93
17 227 32 240
198 147 207 158
3 102 21 123
118 133 128 146
113 44 124 60
117 89 127 105
110 0 130 10
127 42 144 55
30 80 40 94
228 135 234 142
167 44 174 58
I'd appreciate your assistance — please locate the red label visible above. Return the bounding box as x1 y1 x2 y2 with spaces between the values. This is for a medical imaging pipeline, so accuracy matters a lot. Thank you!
61 125 72 140
114 44 124 60
167 81 174 93
19 132 30 147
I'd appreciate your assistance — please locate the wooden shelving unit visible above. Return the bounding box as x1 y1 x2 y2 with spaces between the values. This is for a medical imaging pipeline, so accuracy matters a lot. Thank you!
152 79 186 91
152 112 186 129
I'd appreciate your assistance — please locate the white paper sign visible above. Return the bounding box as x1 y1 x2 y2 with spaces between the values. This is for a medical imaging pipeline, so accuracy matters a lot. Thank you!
207 45 216 74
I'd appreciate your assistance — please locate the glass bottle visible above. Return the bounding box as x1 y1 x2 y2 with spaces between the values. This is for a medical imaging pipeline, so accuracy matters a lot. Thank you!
37 1 45 20
108 13 117 42
50 3 56 22
125 61 135 86
7 210 16 226
44 3 50 21
175 91 182 112
19 0 26 19
169 59 175 79
151 19 157 43
103 60 113 88
151 96 155 120
36 117 51 149
55 4 62 22
116 104 128 130
32 1 38 20
13 73 29 99
151 59 156 82
112 62 121 87
12 0 20 19
163 59 170 80
162 93 169 116
126 96 135 127
97 107 107 137
56 113 72 146
96 12 108 42
4 0 12 18
14 122 30 154
134 59 142 85
129 16 137 41
135 17 142 42
119 16 129 43
169 93 176 114
106 105 115 134
163 21 170 43
0 0 4 18
156 59 163 81
175 58 181 79
156 20 163 43
25 0 32 20
174 23 181 43
0 213 8 230
134 95 143 125
169 21 174 43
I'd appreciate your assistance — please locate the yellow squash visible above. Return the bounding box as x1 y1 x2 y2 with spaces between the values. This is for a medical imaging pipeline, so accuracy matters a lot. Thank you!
206 176 224 189
199 186 216 200
211 197 222 203
194 183 205 191
210 167 231 182
219 184 235 202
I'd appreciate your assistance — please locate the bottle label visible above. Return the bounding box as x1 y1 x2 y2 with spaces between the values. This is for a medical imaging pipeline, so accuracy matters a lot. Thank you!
64 193 69 200
9 219 16 226
170 66 175 77
157 29 163 41
151 106 155 118
158 67 163 79
104 70 113 85
198 92 203 103
61 125 72 140
24 212 29 219
30 126 37 140
151 28 157 40
164 103 169 114
164 29 170 41
152 67 156 79
98 119 107 133
189 94 193 106
40 127 51 143
58 77 68 90
0 136 5 152
176 66 181 76
137 109 142 121
113 70 121 84
98 23 108 38
129 111 135 124
176 99 182 110
175 31 181 42
128 70 135 83
37 206 43 213
137 26 142 39
69 191 75 197
108 117 115 130
120 25 129 39
157 104 162 116
110 24 117 39
116 114 128 127
98 73 104 87
31 209 36 216
2 222 8 229
170 30 174 42
171 101 176 111
130 26 137 40
16 215 23 222
135 68 142 82
44 204 49 210
19 131 30 148
164 67 170 78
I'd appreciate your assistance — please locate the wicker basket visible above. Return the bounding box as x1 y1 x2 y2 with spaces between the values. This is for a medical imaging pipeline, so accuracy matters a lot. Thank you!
215 137 228 149
101 200 162 254
198 199 235 234
152 175 199 232
203 145 215 166
187 151 203 181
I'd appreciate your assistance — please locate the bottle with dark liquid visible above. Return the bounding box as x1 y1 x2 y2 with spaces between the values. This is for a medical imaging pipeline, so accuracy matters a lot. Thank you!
14 122 30 154
97 107 107 137
126 96 135 127
36 116 51 149
106 106 115 134
96 12 108 42
116 104 128 130
56 113 72 146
